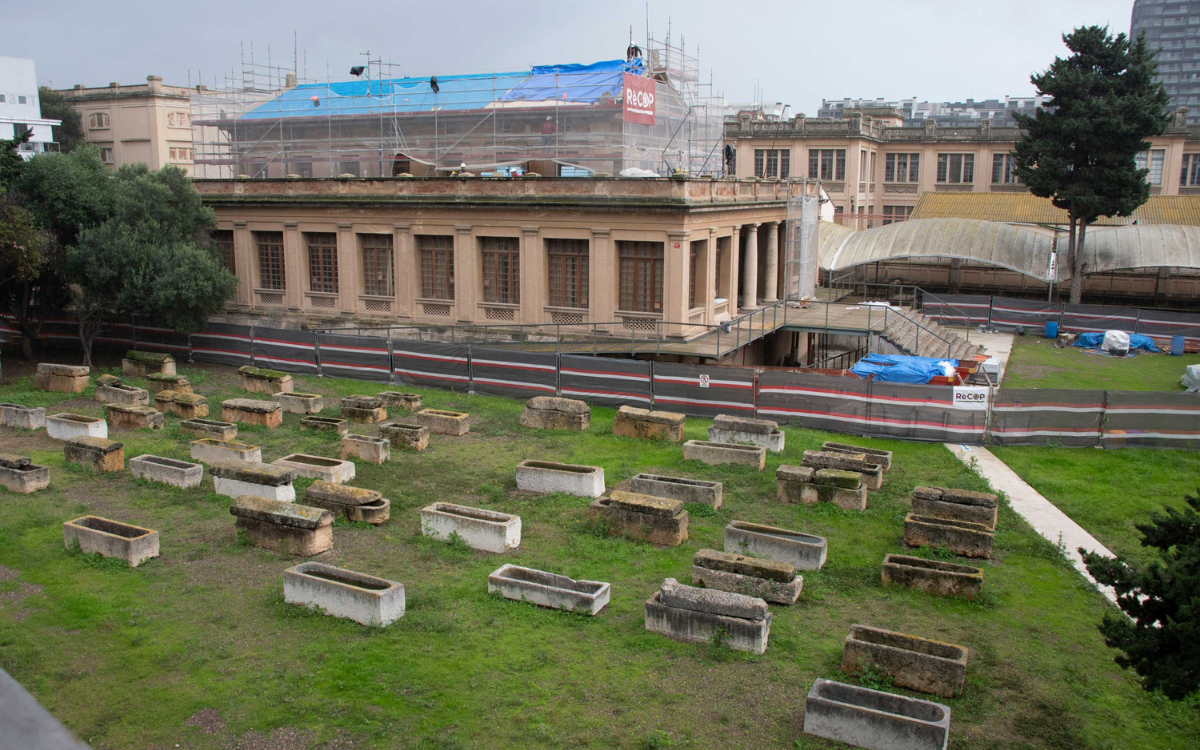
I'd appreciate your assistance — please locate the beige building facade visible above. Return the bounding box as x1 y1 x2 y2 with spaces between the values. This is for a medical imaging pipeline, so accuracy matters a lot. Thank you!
55 76 194 174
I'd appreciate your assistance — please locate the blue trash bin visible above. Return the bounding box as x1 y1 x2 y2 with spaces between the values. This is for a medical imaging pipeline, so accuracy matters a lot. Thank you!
1171 335 1185 356
1045 321 1058 339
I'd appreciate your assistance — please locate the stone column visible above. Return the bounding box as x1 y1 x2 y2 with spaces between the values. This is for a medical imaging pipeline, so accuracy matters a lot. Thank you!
453 225 475 323
282 221 303 311
705 228 718 324
336 222 356 315
232 221 252 309
741 222 760 311
665 230 690 337
519 226 543 326
591 229 613 332
393 223 412 320
762 220 779 303
726 225 741 314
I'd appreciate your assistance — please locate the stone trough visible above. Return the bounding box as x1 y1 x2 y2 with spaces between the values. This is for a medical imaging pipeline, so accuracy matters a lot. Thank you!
519 396 590 431
145 373 192 394
841 624 969 698
627 473 722 508
802 678 951 750
46 413 107 441
230 496 332 555
822 440 893 471
221 399 283 428
377 391 422 412
121 350 176 377
776 465 867 511
341 434 390 464
378 421 429 451
94 380 149 406
129 454 203 489
179 418 237 441
612 405 685 441
912 486 999 530
63 515 159 567
341 395 387 423
691 548 803 605
0 454 50 494
273 454 356 484
64 437 124 473
104 404 165 431
304 481 390 524
903 514 994 559
681 440 765 470
801 449 884 491
488 564 609 615
881 554 983 600
421 503 520 553
272 392 325 414
588 492 688 546
515 459 605 497
236 366 293 394
190 438 261 465
284 561 405 626
724 521 828 570
645 578 771 654
707 414 785 452
211 460 297 502
0 402 45 430
408 408 470 436
299 416 349 435
35 363 89 393
155 392 208 419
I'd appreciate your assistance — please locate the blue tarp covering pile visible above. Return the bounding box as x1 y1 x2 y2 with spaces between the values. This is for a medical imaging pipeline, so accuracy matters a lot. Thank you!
850 353 959 384
1072 332 1160 352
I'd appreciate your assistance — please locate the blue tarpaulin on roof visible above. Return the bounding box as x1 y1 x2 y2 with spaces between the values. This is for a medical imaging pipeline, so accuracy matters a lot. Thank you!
499 59 638 104
850 353 959 384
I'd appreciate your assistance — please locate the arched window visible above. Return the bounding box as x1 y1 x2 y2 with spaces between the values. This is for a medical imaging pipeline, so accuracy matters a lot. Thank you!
89 112 110 129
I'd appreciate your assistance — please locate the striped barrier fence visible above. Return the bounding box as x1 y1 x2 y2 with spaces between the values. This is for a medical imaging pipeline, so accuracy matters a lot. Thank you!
392 340 471 391
558 354 652 408
470 346 558 398
988 389 1104 447
651 362 755 418
317 333 391 382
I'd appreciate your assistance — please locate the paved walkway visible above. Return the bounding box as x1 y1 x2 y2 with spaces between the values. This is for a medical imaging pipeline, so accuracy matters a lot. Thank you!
945 443 1120 607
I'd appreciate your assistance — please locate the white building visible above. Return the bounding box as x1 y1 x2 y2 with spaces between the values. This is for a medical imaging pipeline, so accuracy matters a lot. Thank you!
0 56 60 160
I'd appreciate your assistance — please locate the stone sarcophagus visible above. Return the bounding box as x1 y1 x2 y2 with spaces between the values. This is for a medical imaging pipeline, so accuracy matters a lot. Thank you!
515 459 605 498
64 436 124 473
421 503 520 552
841 624 968 698
237 366 293 394
801 449 884 492
129 454 203 489
691 548 803 605
299 416 348 435
775 465 867 511
303 480 390 524
681 440 765 470
802 678 951 750
104 404 165 431
221 398 283 428
63 515 159 567
340 395 387 424
179 418 237 441
230 496 333 556
341 434 390 464
822 441 893 471
272 454 356 484
488 564 609 615
35 363 89 393
378 421 429 451
144 373 192 394
94 380 149 406
519 396 591 431
0 454 50 494
190 438 261 465
612 405 686 442
0 402 45 430
903 514 994 559
588 492 688 546
881 554 983 600
272 392 325 414
724 520 828 570
408 408 470 436
284 562 405 626
121 350 176 377
377 391 422 412
210 460 297 502
912 486 999 530
707 414 785 452
46 413 107 441
159 392 208 419
645 578 771 654
627 473 722 508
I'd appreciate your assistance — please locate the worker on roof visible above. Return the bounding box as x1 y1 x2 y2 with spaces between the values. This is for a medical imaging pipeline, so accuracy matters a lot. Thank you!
541 116 555 148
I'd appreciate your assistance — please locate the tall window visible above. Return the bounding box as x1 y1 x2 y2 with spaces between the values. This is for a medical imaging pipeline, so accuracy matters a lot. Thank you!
689 244 699 309
936 153 975 183
88 112 110 129
167 112 189 127
1136 149 1166 185
881 206 914 225
1181 153 1200 186
306 233 338 293
885 153 919 182
754 150 790 178
98 147 113 164
808 149 846 181
547 239 589 308
991 153 1020 184
480 237 520 304
419 235 454 300
360 234 394 297
618 241 663 313
212 230 235 273
255 231 285 290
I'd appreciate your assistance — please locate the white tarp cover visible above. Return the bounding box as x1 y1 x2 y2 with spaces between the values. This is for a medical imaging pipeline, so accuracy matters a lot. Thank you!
1182 364 1200 393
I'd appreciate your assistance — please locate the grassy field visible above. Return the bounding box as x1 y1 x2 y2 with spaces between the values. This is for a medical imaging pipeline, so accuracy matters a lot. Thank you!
1 357 1198 750
1000 335 1200 391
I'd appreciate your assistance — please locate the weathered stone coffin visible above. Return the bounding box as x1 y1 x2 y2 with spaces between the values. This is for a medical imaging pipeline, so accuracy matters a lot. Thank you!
144 373 192 394
803 678 951 750
378 421 429 451
284 562 405 626
881 554 983 600
64 436 124 473
340 395 387 423
0 402 45 430
95 381 150 406
341 434 390 464
681 440 765 470
299 416 349 435
588 492 688 546
179 418 237 441
236 366 294 394
421 503 520 552
230 495 332 555
612 405 686 442
724 521 828 570
822 441 893 471
272 454 356 484
210 460 297 502
377 391 422 412
35 363 89 393
707 414 785 452
221 398 283 428
63 515 159 567
190 438 261 465
129 454 203 489
104 404 165 431
0 454 50 493
912 486 999 530
691 548 803 605
776 465 867 511
903 514 994 559
168 393 208 419
272 392 325 414
304 480 390 524
841 624 968 698
46 413 107 441
488 564 609 615
627 473 723 508
408 408 470 436
645 578 771 654
515 459 605 497
519 396 591 431
802 449 884 491
121 351 176 377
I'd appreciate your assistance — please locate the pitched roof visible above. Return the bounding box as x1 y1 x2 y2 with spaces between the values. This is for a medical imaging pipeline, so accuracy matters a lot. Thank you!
910 191 1200 227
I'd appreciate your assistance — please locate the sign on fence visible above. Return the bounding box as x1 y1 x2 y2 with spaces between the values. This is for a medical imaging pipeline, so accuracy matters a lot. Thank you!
952 387 989 410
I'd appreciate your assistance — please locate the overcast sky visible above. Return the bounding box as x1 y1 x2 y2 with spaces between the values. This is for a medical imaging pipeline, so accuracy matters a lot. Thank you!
12 0 1139 114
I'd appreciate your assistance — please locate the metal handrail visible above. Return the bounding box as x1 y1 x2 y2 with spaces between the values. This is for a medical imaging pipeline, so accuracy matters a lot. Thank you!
880 304 954 359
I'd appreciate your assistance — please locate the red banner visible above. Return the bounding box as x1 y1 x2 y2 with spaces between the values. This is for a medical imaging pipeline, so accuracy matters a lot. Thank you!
623 73 656 125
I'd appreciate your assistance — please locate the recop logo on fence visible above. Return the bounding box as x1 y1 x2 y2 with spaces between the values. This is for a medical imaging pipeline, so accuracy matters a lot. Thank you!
952 386 990 410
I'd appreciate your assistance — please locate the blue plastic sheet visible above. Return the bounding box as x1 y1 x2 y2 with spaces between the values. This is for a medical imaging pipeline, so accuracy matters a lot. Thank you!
1072 332 1160 352
850 353 959 384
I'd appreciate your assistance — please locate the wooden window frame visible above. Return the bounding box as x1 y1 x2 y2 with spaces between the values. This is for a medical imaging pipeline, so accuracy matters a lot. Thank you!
255 231 285 291
546 238 589 309
618 240 664 313
480 237 520 304
359 234 394 297
418 235 455 300
305 232 339 294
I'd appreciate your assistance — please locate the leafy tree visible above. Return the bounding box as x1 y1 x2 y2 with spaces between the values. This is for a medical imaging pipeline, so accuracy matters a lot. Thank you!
0 127 32 193
36 87 85 154
0 192 53 359
15 145 113 249
1083 489 1200 700
1013 26 1171 303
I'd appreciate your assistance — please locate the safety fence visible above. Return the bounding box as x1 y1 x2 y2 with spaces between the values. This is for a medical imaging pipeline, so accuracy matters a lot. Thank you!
4 316 1198 450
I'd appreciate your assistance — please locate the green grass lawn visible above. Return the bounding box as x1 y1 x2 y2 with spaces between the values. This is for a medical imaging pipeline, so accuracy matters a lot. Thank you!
1001 335 1200 391
1 357 1198 749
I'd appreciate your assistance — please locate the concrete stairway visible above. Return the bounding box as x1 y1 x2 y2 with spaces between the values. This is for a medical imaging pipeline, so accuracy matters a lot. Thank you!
882 310 983 361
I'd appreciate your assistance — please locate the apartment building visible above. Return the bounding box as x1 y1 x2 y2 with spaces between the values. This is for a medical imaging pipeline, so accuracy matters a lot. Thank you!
1132 0 1200 126
0 56 60 159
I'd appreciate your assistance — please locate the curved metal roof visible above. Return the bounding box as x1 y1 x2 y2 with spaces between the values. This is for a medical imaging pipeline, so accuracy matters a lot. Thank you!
1080 224 1200 273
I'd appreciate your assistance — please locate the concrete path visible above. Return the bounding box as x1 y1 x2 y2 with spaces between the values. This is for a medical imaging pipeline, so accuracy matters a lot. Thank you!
945 443 1120 607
